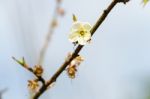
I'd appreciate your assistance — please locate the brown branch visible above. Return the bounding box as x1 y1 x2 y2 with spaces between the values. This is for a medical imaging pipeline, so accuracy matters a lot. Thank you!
27 68 45 85
12 57 45 85
33 0 130 98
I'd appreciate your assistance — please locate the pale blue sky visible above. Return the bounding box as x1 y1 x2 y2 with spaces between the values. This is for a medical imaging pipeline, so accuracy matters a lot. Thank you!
0 0 150 99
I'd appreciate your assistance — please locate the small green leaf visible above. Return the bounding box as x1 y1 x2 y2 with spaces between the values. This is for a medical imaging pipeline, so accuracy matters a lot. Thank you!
12 57 26 66
143 0 149 6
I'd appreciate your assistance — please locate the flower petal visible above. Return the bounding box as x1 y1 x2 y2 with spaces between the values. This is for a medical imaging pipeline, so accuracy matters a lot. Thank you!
83 23 92 31
69 31 79 42
83 32 91 41
71 21 82 31
77 38 87 45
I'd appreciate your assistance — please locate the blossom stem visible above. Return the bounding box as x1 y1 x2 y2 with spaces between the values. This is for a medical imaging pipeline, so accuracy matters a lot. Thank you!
33 0 130 98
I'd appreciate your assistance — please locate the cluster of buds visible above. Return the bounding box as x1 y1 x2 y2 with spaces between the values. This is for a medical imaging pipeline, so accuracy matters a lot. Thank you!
66 65 77 79
28 79 39 92
28 65 44 91
12 57 44 92
33 65 43 77
66 53 84 79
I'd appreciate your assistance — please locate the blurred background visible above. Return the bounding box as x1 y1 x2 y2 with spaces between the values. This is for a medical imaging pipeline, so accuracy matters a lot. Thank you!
0 0 150 99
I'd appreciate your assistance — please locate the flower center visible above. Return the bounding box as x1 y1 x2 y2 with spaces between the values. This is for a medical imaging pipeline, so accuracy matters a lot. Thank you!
80 31 85 36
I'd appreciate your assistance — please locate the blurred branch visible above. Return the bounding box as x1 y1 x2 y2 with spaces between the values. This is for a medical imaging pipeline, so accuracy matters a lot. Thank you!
12 0 65 97
33 0 130 98
38 0 65 65
0 88 7 99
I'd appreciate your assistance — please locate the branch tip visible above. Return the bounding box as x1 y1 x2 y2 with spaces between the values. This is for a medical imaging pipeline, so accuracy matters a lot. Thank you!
12 56 25 66
116 0 130 4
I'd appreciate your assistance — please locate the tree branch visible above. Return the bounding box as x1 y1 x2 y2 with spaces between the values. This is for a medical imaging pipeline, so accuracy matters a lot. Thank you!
12 57 45 85
33 0 130 98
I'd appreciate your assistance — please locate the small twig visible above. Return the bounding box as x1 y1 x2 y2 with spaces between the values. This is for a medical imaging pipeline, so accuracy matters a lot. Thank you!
12 57 45 85
33 0 130 98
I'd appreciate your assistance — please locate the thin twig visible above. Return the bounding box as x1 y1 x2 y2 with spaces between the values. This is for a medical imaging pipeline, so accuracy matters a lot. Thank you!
33 0 130 98
12 57 45 85
38 0 62 65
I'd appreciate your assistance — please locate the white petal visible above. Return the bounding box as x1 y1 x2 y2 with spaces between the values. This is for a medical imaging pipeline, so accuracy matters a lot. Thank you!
77 38 87 45
83 23 92 31
71 21 82 30
68 32 79 42
83 32 91 41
